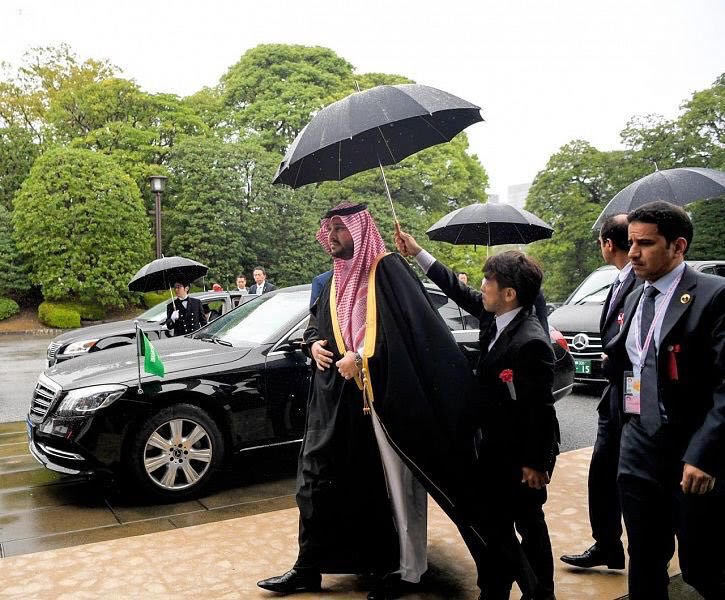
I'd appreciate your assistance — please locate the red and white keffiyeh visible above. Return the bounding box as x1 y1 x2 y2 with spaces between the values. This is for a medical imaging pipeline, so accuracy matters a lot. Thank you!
316 202 386 351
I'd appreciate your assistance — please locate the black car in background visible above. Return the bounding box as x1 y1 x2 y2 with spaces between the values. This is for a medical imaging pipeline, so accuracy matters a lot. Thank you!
549 260 725 384
28 284 574 500
45 291 249 368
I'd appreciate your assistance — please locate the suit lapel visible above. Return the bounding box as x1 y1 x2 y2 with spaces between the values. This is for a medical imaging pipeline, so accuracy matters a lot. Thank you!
482 309 527 369
659 265 697 345
601 270 636 332
600 284 615 331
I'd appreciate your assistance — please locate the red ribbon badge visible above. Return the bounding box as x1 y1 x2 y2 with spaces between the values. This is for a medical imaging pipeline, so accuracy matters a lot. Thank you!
668 344 681 381
499 369 514 383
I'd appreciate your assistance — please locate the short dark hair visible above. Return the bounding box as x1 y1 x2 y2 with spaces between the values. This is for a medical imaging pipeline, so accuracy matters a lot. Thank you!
459 271 468 277
599 214 629 251
483 251 542 308
236 274 246 280
628 201 693 253
253 266 266 275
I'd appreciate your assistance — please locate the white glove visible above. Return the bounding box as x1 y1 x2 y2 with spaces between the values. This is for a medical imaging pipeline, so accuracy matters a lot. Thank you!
171 310 180 321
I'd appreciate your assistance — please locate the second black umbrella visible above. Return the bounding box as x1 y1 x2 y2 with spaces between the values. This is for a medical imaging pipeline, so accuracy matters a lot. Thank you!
128 256 208 293
426 203 553 246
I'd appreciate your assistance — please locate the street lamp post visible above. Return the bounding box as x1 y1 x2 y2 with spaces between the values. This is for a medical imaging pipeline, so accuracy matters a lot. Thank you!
148 176 167 259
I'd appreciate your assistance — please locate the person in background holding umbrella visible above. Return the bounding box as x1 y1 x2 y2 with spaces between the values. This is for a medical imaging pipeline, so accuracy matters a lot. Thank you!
560 214 638 571
604 202 725 599
166 281 206 336
396 227 558 600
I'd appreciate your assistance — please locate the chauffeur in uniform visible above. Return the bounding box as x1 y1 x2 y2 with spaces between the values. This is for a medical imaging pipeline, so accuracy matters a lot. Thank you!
561 214 640 570
606 202 725 599
166 281 207 336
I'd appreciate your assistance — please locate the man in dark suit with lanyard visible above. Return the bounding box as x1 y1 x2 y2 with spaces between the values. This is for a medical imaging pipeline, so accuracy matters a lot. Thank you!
605 201 724 599
396 228 558 600
561 214 640 569
165 281 207 336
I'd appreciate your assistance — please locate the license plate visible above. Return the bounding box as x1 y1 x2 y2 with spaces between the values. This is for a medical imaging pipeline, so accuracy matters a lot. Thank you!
574 359 592 374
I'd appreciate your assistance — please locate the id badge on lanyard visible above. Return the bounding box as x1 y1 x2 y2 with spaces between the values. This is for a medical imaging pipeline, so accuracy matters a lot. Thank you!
623 369 641 414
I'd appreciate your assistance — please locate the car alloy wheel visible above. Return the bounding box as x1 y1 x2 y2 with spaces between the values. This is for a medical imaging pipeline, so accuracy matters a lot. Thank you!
144 418 213 490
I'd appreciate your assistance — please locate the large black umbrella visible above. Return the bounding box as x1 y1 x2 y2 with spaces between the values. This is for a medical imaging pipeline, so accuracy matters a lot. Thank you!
593 167 725 229
273 83 482 220
426 202 553 246
128 256 208 293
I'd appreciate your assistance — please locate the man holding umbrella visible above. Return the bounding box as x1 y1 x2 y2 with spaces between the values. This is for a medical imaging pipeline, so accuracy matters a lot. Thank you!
166 281 206 336
396 228 559 600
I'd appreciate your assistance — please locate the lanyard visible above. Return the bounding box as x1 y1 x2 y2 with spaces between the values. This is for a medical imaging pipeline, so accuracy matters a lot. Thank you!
633 271 683 367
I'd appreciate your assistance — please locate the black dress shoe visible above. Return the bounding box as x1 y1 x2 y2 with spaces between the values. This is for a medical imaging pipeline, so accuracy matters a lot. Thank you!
560 543 625 569
367 573 423 599
257 568 322 594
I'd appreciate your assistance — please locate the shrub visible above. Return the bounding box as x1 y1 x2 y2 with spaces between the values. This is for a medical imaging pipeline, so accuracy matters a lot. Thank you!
38 301 81 329
67 301 105 321
143 291 169 308
0 297 20 320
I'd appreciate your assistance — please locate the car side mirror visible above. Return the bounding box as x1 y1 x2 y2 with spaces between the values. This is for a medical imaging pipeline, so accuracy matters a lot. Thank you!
279 330 304 353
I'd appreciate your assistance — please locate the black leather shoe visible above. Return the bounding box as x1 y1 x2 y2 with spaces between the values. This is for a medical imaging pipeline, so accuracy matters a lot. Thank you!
560 543 625 569
257 568 322 594
367 573 422 599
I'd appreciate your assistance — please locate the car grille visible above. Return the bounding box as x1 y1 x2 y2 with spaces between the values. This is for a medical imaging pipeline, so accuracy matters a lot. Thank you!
30 374 62 420
47 341 61 363
562 332 603 359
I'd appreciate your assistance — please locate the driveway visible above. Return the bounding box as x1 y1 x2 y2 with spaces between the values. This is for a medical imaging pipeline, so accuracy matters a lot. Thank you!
0 334 54 423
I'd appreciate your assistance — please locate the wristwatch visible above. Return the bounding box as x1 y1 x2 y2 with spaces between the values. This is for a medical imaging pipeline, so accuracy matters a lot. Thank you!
353 352 363 369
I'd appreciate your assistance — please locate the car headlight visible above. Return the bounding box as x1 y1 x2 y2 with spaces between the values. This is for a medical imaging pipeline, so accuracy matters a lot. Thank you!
61 339 99 356
55 385 127 416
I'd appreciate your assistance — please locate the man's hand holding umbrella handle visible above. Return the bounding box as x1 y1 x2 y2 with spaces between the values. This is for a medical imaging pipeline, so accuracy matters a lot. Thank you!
170 310 180 321
336 351 361 380
311 340 334 371
394 225 423 258
681 463 715 494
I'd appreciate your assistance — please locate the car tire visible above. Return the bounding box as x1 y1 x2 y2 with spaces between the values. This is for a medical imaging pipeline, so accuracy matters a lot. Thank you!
125 404 224 501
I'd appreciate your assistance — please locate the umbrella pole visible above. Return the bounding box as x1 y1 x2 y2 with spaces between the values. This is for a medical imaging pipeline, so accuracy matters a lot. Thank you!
377 157 399 225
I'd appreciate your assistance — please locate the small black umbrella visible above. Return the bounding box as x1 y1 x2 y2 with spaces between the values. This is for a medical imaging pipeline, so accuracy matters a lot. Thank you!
273 83 482 220
426 203 553 246
593 167 725 229
128 256 208 294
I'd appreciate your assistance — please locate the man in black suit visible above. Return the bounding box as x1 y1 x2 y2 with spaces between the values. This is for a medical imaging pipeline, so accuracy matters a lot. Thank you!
561 214 640 570
396 229 558 600
249 266 277 295
605 202 725 599
165 281 207 336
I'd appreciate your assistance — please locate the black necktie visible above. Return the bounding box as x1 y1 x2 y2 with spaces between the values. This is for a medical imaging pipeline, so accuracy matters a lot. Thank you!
639 286 661 435
606 278 622 319
480 319 498 358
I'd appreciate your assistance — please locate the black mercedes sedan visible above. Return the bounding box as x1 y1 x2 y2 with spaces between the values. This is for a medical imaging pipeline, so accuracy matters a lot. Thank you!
45 290 249 368
28 284 574 500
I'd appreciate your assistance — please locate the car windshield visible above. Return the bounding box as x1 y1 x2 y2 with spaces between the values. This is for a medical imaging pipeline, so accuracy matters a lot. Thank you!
137 299 172 323
193 290 310 346
566 268 618 304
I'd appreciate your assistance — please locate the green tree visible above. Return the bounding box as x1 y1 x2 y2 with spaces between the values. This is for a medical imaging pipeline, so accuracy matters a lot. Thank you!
0 203 32 300
0 125 40 210
220 44 355 152
13 147 152 307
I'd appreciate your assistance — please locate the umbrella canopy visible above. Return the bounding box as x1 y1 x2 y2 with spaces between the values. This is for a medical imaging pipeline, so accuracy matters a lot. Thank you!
272 83 483 188
426 203 553 246
593 167 725 229
128 256 208 292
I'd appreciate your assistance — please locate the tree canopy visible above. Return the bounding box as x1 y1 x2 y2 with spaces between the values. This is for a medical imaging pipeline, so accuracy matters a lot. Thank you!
13 147 152 307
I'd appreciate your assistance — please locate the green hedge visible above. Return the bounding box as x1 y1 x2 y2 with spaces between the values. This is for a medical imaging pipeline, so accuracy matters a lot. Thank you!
143 291 170 308
0 297 20 321
67 301 105 320
38 302 81 329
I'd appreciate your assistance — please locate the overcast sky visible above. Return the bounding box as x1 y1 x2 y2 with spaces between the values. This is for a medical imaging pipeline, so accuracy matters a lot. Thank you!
2 0 723 200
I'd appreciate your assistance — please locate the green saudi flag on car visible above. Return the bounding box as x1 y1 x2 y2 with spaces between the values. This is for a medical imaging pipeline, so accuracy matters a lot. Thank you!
140 330 165 377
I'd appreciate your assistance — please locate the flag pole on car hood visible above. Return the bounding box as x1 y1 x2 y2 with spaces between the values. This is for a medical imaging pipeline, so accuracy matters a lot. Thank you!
134 321 143 395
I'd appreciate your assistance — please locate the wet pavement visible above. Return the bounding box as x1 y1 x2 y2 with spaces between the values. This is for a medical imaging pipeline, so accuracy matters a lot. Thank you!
0 334 53 423
0 419 297 558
